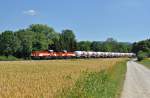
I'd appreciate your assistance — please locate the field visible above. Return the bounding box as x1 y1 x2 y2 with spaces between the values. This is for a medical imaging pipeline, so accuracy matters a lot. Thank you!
0 58 126 98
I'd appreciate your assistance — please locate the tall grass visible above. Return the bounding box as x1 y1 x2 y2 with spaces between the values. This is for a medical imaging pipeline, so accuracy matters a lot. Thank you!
58 61 127 98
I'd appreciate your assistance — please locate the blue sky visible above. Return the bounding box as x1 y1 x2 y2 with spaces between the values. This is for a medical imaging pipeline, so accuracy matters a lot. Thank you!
0 0 150 42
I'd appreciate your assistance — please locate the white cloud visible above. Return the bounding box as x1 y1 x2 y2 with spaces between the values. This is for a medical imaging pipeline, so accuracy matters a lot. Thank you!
23 9 37 16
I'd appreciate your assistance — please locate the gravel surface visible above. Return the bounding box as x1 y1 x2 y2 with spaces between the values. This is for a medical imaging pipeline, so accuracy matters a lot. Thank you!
121 61 150 98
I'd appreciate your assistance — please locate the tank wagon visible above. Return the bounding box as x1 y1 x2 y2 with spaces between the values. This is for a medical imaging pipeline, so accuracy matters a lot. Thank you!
31 50 136 59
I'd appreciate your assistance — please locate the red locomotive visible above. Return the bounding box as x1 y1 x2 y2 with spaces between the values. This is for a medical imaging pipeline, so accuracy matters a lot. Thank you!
31 50 76 59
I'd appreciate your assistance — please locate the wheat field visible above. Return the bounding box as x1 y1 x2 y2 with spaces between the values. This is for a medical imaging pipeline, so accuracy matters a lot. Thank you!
0 58 125 98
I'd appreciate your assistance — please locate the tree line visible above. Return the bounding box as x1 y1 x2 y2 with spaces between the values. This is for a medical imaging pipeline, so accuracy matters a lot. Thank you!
132 39 150 60
0 24 148 59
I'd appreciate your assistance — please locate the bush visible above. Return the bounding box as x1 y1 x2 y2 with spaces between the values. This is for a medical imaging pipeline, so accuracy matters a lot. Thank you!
137 51 148 61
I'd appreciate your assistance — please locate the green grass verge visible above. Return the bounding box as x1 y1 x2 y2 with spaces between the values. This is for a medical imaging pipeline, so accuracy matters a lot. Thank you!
58 61 127 98
139 58 150 68
0 56 20 61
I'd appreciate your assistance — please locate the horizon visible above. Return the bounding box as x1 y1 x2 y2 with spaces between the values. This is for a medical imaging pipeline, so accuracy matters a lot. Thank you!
0 0 150 42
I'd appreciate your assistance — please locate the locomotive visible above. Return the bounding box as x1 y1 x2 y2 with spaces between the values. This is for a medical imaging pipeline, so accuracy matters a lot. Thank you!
31 50 136 59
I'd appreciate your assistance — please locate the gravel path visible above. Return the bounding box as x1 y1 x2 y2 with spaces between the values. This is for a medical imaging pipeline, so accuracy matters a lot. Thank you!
121 61 150 98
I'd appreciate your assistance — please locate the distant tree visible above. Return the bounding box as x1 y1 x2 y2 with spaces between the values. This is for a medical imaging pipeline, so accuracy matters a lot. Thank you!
104 38 118 52
117 42 132 53
59 30 77 51
132 39 150 57
106 37 117 43
49 34 61 51
15 30 34 59
32 32 48 51
29 24 59 46
91 41 102 51
0 31 20 57
77 41 91 51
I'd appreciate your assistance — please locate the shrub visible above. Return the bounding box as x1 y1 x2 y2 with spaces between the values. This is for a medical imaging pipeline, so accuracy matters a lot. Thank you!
137 51 148 61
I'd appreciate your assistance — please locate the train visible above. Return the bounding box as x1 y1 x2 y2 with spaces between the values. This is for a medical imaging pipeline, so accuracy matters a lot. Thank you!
31 50 136 59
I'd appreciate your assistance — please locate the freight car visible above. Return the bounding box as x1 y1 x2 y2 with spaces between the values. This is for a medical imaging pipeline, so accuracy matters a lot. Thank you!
31 50 136 59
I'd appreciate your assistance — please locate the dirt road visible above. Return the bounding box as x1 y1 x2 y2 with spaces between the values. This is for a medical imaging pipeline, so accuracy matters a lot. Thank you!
121 61 150 98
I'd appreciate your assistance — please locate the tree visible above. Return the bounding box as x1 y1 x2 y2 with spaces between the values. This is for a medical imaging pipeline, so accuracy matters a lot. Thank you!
91 41 102 51
15 30 34 59
102 38 118 52
29 24 58 45
116 42 132 53
77 41 91 51
137 51 148 61
60 30 77 51
49 34 61 51
32 32 48 51
132 39 150 57
0 31 20 57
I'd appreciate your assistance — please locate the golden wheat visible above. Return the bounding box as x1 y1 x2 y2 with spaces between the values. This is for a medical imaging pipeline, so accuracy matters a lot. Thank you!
0 58 125 98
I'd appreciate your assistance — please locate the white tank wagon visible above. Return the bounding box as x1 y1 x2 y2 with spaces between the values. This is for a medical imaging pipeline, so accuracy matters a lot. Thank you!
74 51 82 58
82 51 88 58
92 52 98 58
111 52 117 57
128 53 136 57
115 53 121 57
119 53 124 57
87 51 93 58
74 51 136 58
103 52 108 58
97 52 102 57
99 52 107 57
108 52 113 57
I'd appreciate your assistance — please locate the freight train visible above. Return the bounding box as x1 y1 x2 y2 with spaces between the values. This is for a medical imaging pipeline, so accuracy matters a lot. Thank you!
31 50 136 59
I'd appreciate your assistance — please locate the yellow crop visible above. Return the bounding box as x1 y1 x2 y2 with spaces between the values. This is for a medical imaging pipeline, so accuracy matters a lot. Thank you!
0 58 125 98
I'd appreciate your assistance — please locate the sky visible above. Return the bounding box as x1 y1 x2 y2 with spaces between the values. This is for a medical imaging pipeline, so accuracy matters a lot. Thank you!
0 0 150 42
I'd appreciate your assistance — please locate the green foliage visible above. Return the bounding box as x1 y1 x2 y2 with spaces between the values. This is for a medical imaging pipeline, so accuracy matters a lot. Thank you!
90 41 102 51
15 30 34 59
49 30 77 52
32 32 48 51
60 30 77 51
0 24 78 59
29 24 58 45
137 51 148 61
132 39 150 55
0 31 20 56
90 38 131 52
77 41 91 51
0 24 60 59
59 61 127 98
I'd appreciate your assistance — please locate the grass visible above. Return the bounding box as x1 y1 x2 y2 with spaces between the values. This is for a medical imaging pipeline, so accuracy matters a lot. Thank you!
139 58 150 68
0 58 126 98
0 56 20 61
58 60 127 98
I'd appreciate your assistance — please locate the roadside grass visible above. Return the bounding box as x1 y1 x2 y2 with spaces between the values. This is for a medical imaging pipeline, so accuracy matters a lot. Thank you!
139 58 150 68
0 58 125 98
58 61 127 98
0 56 20 61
